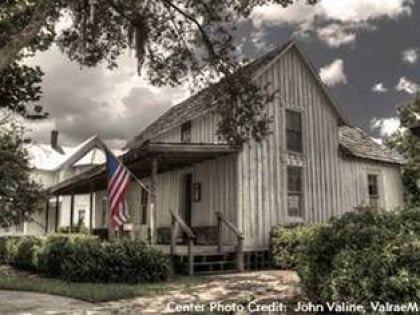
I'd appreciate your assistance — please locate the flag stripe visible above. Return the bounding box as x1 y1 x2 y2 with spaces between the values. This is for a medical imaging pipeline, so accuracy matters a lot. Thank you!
106 151 131 229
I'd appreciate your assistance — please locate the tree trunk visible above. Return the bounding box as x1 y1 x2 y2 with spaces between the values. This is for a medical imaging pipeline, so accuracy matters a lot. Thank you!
0 0 62 72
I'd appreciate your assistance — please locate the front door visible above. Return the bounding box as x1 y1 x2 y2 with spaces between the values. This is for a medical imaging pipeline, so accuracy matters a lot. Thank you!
181 173 193 227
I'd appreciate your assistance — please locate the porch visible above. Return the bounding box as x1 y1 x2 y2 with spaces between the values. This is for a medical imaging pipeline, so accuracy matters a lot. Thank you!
47 142 246 275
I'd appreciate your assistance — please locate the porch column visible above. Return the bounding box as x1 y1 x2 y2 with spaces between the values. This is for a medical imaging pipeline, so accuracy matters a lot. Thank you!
149 158 158 244
55 195 59 232
89 185 94 234
44 199 50 234
70 194 74 233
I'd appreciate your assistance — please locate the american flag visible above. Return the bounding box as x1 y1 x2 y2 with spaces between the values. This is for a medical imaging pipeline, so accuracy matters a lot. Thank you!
106 151 131 229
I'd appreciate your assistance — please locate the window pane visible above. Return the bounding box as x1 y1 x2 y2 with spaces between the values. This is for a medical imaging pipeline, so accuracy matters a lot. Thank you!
286 110 303 153
288 167 303 217
181 121 192 143
288 194 302 217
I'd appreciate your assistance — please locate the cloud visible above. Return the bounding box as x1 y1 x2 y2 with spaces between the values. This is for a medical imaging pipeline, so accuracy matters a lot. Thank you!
370 117 400 137
316 24 357 48
395 76 419 94
319 59 347 87
23 46 188 148
401 48 418 64
372 82 388 93
250 0 414 47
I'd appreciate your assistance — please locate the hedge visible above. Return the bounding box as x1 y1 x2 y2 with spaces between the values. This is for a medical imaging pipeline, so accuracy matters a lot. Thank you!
0 234 170 284
270 224 323 270
295 207 420 308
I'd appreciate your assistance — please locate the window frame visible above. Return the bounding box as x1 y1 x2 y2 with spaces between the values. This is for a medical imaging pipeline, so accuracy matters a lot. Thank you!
140 186 148 225
181 121 192 143
286 109 303 154
101 197 108 227
367 174 380 207
287 166 304 218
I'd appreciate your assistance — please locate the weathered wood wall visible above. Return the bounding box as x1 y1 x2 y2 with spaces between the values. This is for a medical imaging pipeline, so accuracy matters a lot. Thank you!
90 45 403 250
236 46 404 249
153 111 221 144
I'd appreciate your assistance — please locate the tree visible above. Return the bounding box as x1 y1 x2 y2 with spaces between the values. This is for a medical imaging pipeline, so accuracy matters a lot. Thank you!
0 0 318 143
0 113 47 228
387 96 420 206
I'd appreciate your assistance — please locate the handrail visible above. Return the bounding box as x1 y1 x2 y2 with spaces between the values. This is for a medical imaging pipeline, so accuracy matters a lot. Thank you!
169 209 196 239
169 209 195 276
215 211 245 272
215 211 244 239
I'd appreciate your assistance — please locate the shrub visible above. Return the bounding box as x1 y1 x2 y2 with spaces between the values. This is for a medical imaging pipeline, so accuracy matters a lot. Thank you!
0 237 20 264
12 237 43 271
61 239 170 283
296 207 420 308
37 234 97 277
270 224 323 269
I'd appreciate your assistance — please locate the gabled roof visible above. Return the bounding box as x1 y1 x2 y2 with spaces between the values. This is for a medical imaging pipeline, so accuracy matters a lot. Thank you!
126 40 348 150
339 126 403 165
27 136 123 171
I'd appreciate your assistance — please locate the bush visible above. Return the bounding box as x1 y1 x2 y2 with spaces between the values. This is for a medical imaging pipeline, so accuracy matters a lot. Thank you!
37 234 97 277
61 239 170 283
2 234 170 284
296 207 420 308
11 237 43 271
270 224 323 269
0 236 20 264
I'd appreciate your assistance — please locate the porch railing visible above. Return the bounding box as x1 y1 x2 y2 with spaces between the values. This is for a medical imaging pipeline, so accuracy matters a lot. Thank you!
215 211 245 272
169 209 196 275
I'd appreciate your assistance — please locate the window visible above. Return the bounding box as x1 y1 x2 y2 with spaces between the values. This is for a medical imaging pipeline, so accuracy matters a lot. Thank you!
368 174 379 207
288 167 303 217
140 186 148 225
101 197 108 227
181 121 192 143
286 110 303 153
77 210 86 226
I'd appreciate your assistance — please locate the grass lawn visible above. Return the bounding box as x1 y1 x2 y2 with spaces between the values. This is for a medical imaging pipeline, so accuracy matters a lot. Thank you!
0 265 211 303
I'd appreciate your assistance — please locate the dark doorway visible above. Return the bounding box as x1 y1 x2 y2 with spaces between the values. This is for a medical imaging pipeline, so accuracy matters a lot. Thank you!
181 173 193 227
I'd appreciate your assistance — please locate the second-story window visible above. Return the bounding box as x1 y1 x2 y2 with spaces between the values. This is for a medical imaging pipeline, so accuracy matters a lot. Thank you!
287 166 304 217
286 110 303 153
368 174 379 207
181 121 192 143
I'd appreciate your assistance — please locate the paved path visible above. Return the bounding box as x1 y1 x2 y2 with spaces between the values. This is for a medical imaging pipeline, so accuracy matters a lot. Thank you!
0 271 299 315
96 270 300 314
0 291 93 315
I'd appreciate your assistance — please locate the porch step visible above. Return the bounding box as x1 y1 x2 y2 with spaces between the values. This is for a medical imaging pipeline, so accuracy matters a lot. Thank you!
173 252 237 275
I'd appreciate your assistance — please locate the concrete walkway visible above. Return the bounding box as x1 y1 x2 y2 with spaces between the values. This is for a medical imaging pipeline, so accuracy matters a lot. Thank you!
0 291 93 315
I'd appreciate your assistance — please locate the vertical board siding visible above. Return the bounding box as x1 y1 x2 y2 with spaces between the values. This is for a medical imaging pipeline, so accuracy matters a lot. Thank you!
237 47 403 250
152 112 221 144
127 155 237 241
114 46 403 251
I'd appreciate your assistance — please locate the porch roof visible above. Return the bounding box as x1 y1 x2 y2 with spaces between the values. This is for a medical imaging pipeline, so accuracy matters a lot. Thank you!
48 142 241 195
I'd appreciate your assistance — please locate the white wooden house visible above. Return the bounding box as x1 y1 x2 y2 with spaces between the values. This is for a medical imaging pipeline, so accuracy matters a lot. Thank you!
49 41 404 274
0 131 116 236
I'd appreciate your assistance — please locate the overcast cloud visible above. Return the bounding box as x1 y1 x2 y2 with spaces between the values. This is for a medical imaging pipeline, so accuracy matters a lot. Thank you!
23 0 420 147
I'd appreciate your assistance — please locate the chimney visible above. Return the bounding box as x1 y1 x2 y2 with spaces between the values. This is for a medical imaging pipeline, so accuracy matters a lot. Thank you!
51 130 59 150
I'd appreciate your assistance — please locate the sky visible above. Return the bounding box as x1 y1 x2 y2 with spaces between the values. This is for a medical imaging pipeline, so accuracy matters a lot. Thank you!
25 0 420 148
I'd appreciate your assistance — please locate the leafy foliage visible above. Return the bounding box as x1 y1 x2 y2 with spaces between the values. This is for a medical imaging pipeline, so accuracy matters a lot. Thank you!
295 207 420 308
13 234 171 283
0 114 47 228
270 223 323 270
0 0 58 117
388 96 420 206
10 236 43 271
0 0 319 143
